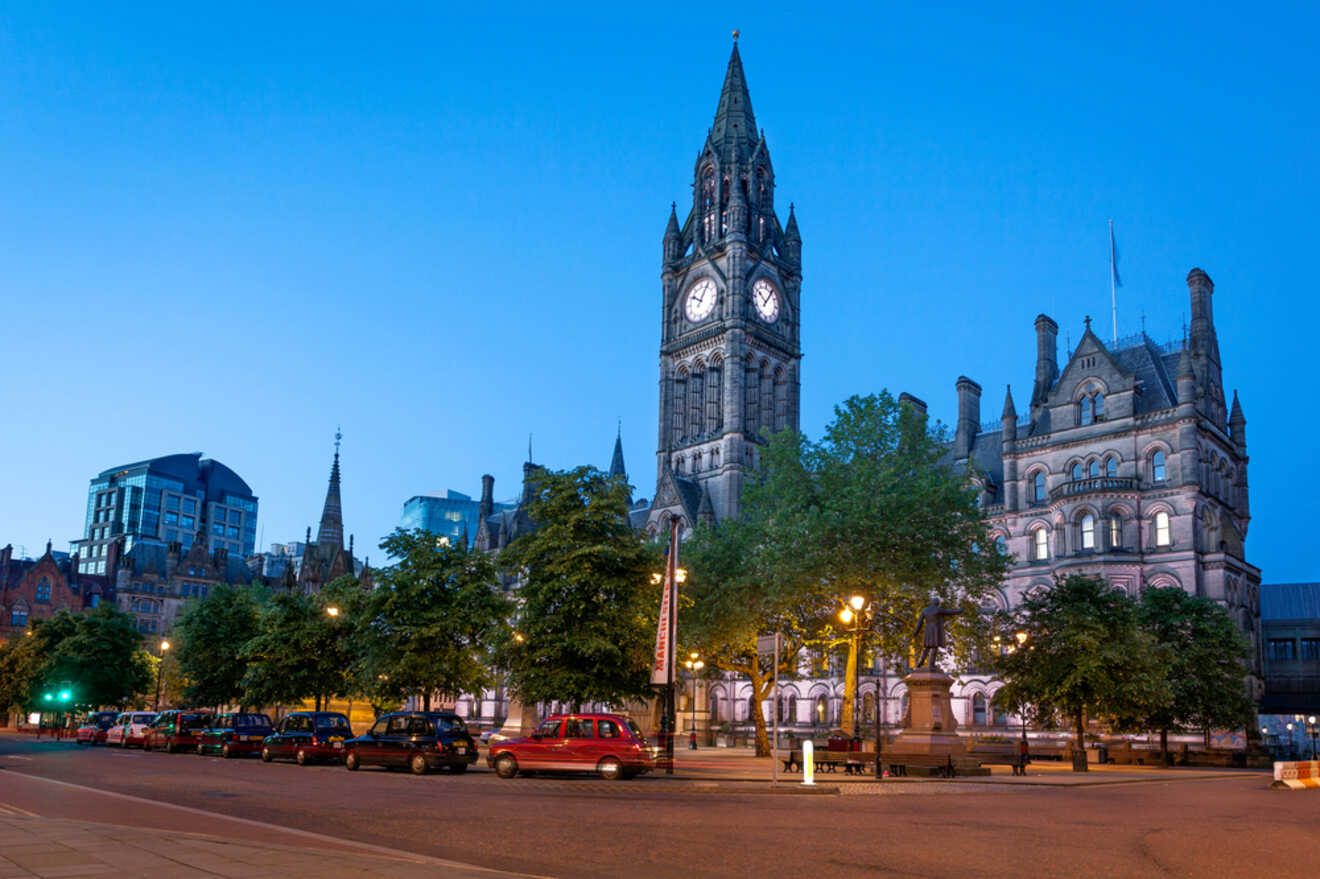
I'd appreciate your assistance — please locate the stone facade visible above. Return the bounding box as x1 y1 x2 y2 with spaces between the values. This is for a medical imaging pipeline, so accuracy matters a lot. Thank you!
0 542 110 642
646 41 802 534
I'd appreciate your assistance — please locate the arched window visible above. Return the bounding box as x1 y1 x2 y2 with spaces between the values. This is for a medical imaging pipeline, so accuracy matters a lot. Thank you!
1088 460 1100 478
1033 527 1048 561
35 578 51 603
994 535 1007 555
1110 515 1122 549
708 696 721 724
1032 472 1046 503
1080 396 1093 426
1106 457 1118 478
972 693 987 725
701 168 717 243
1154 511 1171 547
673 370 688 443
1071 463 1083 481
862 692 875 724
1081 514 1096 549
1152 450 1167 482
1093 393 1105 420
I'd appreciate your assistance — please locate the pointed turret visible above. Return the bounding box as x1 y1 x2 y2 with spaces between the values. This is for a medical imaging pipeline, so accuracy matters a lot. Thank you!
708 41 758 163
609 426 627 481
697 482 716 525
1229 390 1246 448
316 432 344 551
781 203 801 265
1001 385 1017 442
663 202 682 262
459 521 470 549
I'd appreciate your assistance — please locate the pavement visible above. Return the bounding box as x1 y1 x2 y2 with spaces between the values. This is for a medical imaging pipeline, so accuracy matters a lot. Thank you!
0 813 542 878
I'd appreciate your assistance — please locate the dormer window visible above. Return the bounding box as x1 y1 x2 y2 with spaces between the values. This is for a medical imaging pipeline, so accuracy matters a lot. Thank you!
1081 397 1093 425
1093 393 1105 419
1079 388 1105 426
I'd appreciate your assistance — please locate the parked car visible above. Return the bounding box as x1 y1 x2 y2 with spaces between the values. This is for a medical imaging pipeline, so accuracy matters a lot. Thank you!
75 711 121 745
104 711 157 748
343 711 477 775
197 712 274 758
487 713 656 780
261 711 352 765
142 710 211 753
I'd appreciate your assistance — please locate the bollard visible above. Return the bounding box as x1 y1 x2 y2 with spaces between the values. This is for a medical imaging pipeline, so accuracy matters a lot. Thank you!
802 740 816 786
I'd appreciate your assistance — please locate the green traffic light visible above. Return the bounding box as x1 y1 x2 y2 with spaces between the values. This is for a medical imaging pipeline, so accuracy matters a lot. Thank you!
43 693 53 701
58 690 71 702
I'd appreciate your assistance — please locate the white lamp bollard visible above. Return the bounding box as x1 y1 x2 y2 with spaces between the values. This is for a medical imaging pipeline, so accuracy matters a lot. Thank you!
802 739 815 786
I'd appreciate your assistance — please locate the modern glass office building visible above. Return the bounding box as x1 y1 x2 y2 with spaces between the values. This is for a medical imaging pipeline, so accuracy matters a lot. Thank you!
72 453 258 573
400 490 512 546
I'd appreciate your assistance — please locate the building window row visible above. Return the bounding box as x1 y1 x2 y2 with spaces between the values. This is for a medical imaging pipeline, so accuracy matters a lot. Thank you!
1028 510 1170 561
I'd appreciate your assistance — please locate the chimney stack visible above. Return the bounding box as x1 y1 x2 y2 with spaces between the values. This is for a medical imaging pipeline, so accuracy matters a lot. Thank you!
898 392 927 416
479 474 495 520
1031 314 1059 422
954 377 982 460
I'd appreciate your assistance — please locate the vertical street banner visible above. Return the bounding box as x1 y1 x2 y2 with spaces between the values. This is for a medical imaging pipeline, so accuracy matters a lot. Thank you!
651 516 680 686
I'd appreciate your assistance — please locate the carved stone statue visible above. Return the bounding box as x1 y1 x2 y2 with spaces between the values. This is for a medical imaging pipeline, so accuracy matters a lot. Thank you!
913 596 962 670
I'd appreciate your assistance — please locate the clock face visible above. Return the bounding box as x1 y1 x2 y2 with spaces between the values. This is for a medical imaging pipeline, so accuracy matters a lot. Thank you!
752 278 780 323
684 278 717 322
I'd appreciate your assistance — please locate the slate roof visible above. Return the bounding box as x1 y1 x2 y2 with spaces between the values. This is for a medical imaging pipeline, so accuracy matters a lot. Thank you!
1261 583 1320 621
1110 336 1180 414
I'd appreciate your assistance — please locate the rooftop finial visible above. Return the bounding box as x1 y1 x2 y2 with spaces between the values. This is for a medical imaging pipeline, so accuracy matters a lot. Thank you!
732 28 739 42
528 433 533 463
1084 315 1092 332
335 425 342 454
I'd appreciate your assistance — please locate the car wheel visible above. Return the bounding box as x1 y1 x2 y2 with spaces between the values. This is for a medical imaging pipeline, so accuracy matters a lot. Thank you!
143 739 152 752
221 743 232 759
410 753 428 775
165 741 176 755
597 757 623 781
260 747 272 763
295 748 308 766
493 753 518 779
345 751 360 771
197 743 205 756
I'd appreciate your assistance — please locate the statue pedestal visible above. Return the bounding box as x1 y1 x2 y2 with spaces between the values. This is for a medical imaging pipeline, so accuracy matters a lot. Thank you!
887 670 987 775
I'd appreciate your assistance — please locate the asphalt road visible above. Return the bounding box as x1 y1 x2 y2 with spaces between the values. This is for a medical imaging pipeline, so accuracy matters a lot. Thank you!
1 736 1315 879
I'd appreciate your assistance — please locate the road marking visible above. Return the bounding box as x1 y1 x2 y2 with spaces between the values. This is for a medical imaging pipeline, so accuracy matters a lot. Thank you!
0 803 39 817
0 770 548 877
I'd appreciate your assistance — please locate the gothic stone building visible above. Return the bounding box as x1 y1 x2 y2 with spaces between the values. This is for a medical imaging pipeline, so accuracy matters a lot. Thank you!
646 41 802 534
1 542 110 642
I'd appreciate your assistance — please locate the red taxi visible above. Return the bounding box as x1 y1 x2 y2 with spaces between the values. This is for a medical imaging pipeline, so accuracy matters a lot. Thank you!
487 713 655 780
142 710 211 753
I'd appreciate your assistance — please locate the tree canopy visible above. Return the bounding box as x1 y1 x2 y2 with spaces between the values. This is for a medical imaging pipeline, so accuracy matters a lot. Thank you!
0 607 150 713
174 584 266 708
498 467 659 709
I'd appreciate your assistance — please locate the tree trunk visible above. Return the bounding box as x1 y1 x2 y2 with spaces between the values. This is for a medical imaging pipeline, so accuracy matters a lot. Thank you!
315 694 322 711
749 669 772 757
841 634 858 738
422 691 431 712
1160 727 1169 765
1074 710 1088 772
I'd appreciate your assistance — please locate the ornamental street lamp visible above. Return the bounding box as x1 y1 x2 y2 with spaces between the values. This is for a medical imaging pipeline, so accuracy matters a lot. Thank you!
684 653 704 749
154 639 171 711
1013 631 1029 775
839 595 877 773
1308 716 1319 760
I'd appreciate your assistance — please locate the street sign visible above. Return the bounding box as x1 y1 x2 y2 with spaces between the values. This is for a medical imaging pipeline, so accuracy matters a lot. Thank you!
756 633 784 656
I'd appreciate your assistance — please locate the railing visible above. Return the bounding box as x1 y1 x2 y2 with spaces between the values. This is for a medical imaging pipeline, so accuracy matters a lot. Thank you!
1049 476 1137 502
979 414 1032 434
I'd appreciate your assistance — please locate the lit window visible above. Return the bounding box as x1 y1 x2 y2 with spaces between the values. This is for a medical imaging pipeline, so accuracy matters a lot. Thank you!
1081 396 1093 426
1033 528 1048 560
1152 451 1167 482
35 579 51 603
1106 457 1118 478
1071 463 1083 481
1081 514 1095 549
1110 516 1121 548
1033 472 1046 503
1154 511 1171 547
10 609 28 626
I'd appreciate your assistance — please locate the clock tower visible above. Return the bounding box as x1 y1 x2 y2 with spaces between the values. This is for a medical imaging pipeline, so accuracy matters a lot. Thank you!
647 39 802 533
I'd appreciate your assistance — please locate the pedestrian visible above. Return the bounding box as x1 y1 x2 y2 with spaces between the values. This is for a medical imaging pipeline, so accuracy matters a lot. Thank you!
1017 738 1030 776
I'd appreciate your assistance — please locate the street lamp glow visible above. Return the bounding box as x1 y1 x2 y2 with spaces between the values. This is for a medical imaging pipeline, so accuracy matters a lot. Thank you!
1310 716 1317 725
849 595 866 612
160 639 170 652
839 607 854 625
1014 631 1028 646
325 606 340 617
676 568 688 584
513 632 525 643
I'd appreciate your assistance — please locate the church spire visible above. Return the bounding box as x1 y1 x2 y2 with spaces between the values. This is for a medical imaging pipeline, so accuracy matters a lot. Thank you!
609 420 627 480
708 40 758 162
316 428 344 551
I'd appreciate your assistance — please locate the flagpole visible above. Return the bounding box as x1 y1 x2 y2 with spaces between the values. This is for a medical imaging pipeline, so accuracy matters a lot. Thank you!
1109 219 1118 346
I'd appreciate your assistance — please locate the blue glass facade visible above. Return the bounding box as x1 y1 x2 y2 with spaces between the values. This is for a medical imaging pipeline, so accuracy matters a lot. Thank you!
73 453 258 572
400 490 512 546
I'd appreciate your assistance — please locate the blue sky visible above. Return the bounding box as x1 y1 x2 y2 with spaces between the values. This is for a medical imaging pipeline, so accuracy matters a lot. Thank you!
2 3 1315 579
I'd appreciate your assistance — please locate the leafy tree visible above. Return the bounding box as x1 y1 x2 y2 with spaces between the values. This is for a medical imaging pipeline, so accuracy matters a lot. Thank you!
174 584 265 708
497 467 659 710
1137 587 1255 760
684 392 1006 744
0 631 46 716
42 606 152 709
361 529 510 711
993 575 1171 770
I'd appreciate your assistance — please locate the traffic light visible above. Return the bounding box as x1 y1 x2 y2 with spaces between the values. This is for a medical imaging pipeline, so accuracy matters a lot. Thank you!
42 692 53 702
58 689 71 702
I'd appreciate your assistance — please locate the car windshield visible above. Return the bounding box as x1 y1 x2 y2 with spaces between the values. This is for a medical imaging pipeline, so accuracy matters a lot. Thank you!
234 714 271 728
626 720 647 743
132 714 155 723
314 716 350 732
182 714 208 729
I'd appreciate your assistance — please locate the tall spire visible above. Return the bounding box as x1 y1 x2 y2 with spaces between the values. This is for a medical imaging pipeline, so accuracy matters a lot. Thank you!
708 39 758 162
316 429 344 551
609 420 627 480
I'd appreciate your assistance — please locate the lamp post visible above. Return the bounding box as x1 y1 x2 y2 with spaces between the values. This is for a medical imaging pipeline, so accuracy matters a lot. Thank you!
1308 716 1318 760
153 639 171 711
1287 722 1295 759
1014 631 1029 775
684 653 704 749
839 595 877 773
